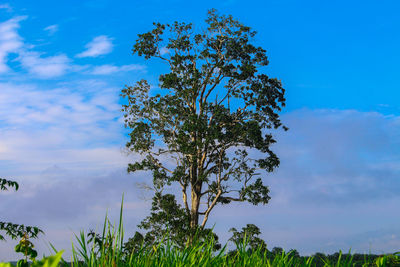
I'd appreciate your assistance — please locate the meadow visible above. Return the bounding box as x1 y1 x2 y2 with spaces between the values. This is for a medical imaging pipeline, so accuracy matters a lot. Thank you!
1 201 399 267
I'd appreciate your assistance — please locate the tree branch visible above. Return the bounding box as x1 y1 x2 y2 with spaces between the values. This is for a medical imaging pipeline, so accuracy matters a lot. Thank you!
200 189 222 228
148 153 174 174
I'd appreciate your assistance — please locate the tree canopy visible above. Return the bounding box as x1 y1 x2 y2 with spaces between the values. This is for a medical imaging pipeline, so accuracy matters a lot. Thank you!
122 9 286 247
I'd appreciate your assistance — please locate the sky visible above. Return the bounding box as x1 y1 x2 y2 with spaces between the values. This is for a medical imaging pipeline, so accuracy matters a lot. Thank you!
0 0 400 261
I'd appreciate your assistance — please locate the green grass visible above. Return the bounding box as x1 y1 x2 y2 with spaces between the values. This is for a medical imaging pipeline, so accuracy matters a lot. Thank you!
4 198 400 266
46 199 400 267
51 224 400 267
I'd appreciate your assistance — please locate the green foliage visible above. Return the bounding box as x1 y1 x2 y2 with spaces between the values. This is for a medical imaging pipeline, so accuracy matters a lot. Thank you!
122 8 286 245
15 233 38 263
375 252 400 267
0 251 63 267
0 222 43 242
122 231 147 256
0 178 19 191
138 192 189 248
131 192 221 250
4 246 399 267
229 224 267 253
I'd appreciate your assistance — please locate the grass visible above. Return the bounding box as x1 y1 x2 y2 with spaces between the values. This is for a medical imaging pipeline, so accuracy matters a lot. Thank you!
45 198 400 267
51 227 400 267
4 197 399 266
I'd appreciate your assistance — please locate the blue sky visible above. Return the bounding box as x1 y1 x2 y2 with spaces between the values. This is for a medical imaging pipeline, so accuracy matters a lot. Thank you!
0 0 400 260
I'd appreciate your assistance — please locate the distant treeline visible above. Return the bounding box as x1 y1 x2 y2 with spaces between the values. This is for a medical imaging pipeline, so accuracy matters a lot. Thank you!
226 247 399 267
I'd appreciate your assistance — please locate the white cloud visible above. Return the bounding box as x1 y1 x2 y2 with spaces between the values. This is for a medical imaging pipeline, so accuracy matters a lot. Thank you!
0 80 124 174
76 35 113 58
0 19 123 79
18 51 71 78
91 64 145 75
270 109 400 205
0 16 26 73
43 24 58 35
0 17 72 78
0 78 146 261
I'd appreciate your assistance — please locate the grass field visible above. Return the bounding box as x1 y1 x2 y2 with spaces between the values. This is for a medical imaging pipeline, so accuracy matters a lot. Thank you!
2 201 400 267
48 202 399 267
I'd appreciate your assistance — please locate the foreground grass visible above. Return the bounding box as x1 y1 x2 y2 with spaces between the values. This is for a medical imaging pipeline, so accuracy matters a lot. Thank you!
54 234 400 267
2 199 400 267
51 200 399 267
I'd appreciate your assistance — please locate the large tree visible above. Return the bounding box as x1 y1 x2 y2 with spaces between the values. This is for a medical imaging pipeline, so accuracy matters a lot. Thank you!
122 9 286 245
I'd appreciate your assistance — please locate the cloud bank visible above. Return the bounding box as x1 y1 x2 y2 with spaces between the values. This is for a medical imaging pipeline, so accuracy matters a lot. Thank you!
274 109 400 205
18 51 71 78
1 106 400 260
209 109 400 255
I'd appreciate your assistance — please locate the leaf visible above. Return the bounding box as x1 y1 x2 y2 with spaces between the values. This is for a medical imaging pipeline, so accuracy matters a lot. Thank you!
31 251 64 267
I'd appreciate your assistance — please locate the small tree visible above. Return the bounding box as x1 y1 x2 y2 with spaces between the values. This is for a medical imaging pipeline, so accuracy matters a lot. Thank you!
229 224 267 253
122 9 286 245
123 231 146 256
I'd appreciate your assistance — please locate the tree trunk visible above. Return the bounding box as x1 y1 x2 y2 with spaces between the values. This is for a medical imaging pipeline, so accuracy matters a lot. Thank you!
188 129 202 245
188 182 202 245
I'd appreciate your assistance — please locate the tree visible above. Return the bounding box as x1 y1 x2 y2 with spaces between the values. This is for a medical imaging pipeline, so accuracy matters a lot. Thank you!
229 224 267 253
0 178 43 241
122 9 286 245
123 231 146 256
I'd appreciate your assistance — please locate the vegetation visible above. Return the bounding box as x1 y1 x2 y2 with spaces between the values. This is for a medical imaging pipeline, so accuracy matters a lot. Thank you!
122 8 287 247
0 252 64 267
0 197 398 266
44 202 400 266
229 223 267 253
